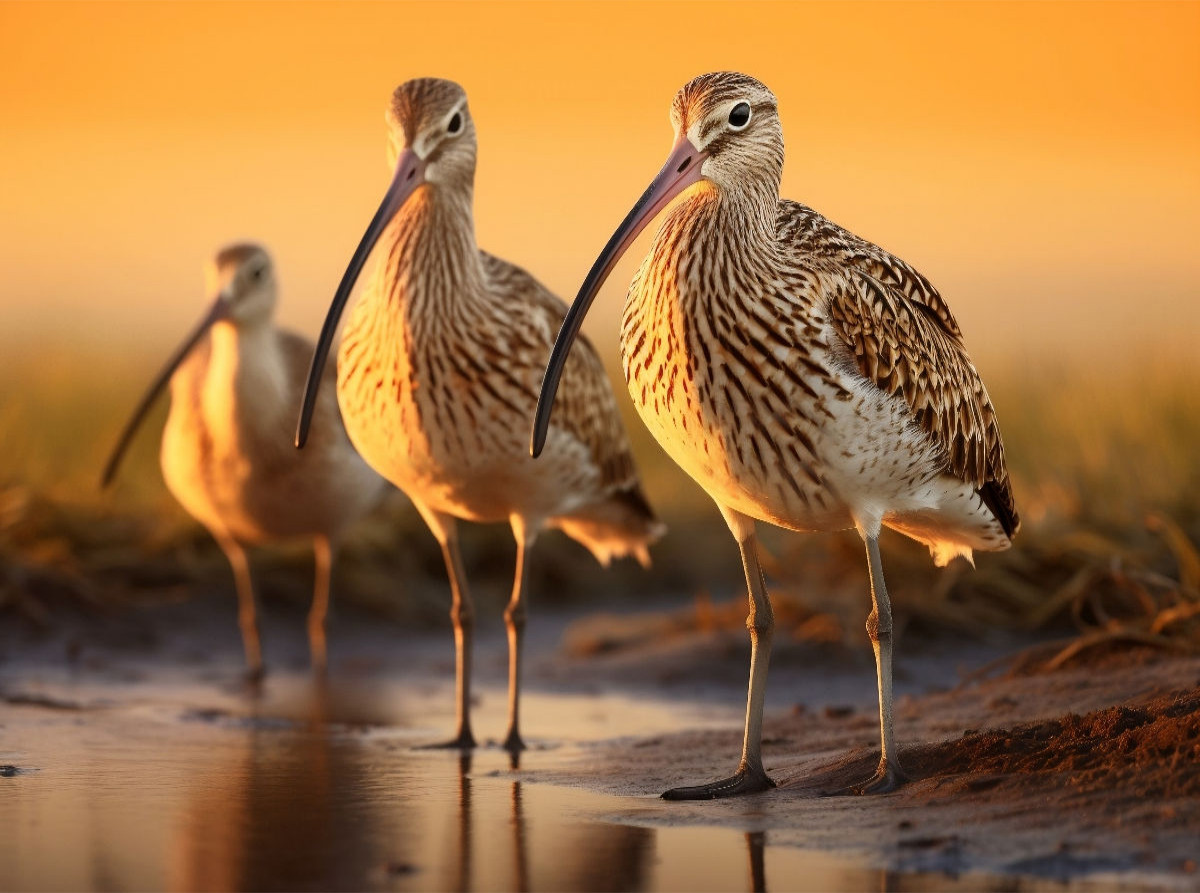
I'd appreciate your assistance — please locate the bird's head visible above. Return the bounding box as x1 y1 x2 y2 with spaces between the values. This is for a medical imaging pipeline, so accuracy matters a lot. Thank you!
669 71 783 199
207 242 277 328
385 78 476 192
100 242 277 489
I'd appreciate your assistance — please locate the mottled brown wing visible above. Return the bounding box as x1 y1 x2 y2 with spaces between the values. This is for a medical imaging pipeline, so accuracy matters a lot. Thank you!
780 202 965 340
479 253 642 497
798 208 1019 537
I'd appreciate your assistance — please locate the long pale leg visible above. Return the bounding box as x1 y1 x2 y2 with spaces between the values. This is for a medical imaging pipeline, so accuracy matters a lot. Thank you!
307 534 333 675
663 506 776 800
855 529 908 793
415 503 476 749
216 536 264 681
502 517 533 752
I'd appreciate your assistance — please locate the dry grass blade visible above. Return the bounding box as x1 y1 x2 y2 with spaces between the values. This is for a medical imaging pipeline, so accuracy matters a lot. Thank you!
1150 602 1200 636
1043 629 1190 672
1146 512 1200 600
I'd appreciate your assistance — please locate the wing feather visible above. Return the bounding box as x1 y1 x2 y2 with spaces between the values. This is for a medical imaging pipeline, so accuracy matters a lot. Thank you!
478 253 645 500
781 203 1020 537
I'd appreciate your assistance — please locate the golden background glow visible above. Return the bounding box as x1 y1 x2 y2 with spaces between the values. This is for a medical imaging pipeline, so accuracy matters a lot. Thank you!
3 1 1198 366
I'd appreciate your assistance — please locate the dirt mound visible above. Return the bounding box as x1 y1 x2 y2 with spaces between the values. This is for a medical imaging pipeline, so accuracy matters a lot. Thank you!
911 688 1200 797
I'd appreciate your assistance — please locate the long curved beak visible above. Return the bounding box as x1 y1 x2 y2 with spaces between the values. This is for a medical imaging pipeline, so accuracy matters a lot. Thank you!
295 148 426 449
529 136 706 458
100 294 230 488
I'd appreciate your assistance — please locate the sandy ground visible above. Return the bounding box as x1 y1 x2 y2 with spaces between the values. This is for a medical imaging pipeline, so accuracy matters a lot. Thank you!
532 633 1200 886
3 589 1199 889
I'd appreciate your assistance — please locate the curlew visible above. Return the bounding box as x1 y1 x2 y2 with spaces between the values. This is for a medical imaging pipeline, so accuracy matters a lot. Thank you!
296 78 663 752
103 243 387 679
532 72 1019 799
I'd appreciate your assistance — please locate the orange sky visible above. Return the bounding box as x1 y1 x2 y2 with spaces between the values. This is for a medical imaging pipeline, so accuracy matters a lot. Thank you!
3 1 1198 367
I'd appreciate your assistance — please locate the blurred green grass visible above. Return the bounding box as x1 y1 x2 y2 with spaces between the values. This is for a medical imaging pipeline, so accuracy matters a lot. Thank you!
2 342 1198 660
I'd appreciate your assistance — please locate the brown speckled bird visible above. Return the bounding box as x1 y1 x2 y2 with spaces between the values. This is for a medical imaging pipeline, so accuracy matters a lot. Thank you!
103 243 387 679
533 72 1019 799
296 78 663 752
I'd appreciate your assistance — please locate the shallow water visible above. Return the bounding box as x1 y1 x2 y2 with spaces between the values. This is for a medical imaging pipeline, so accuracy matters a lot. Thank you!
0 670 1143 892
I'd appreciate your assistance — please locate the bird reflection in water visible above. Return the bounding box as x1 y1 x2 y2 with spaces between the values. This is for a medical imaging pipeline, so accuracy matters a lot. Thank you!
163 680 657 892
165 681 383 891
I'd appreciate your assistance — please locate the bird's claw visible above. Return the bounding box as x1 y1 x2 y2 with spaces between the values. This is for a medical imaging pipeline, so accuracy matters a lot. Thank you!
833 760 909 796
419 730 477 751
661 764 776 801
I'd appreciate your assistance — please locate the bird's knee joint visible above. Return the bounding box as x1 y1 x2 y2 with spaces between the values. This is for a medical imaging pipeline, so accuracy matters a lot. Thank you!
451 604 474 630
745 611 774 637
504 603 527 629
865 610 892 643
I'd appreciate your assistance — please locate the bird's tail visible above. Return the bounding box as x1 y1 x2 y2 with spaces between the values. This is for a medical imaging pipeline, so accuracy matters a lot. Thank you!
549 484 666 568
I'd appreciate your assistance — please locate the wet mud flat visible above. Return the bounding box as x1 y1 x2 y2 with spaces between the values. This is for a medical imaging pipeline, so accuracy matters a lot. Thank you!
2 591 1199 890
531 640 1200 889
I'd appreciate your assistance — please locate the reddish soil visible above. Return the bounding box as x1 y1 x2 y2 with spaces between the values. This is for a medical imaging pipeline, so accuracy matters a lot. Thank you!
915 690 1200 792
528 634 1200 885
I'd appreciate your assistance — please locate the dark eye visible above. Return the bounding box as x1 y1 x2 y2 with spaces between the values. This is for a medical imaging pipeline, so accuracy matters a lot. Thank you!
250 266 265 282
447 112 462 134
728 102 751 130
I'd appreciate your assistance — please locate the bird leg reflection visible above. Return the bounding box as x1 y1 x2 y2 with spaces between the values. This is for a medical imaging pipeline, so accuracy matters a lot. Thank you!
452 752 473 892
746 831 766 893
511 778 530 893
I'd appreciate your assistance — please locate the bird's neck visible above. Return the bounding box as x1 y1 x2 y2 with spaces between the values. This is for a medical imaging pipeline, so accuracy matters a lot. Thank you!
650 184 780 302
203 320 285 425
375 184 485 320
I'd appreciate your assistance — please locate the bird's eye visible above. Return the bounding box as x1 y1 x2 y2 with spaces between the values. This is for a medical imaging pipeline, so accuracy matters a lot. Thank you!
250 266 265 282
447 112 463 134
728 102 752 130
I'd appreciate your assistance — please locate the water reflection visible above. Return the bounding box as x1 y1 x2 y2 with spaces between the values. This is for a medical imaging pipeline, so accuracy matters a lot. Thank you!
447 752 471 892
747 831 766 893
166 681 384 891
432 748 653 892
156 679 655 892
511 770 529 893
0 675 1047 892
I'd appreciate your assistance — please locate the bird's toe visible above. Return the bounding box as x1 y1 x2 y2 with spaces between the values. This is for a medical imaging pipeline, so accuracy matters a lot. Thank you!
661 765 776 801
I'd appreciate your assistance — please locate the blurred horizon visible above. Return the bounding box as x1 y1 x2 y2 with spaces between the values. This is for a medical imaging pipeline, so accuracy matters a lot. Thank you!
3 3 1199 711
2 0 1198 372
